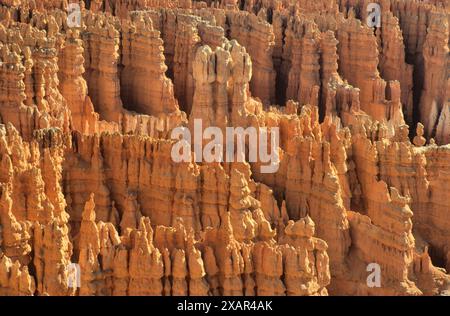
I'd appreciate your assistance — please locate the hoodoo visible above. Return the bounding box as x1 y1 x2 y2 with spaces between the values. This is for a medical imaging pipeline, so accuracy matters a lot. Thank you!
0 0 449 297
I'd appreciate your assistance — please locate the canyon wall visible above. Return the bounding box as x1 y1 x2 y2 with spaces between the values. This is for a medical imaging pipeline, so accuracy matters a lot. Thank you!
0 0 449 296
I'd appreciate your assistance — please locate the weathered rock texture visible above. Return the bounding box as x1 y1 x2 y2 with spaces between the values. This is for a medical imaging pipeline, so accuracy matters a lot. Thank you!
0 0 449 297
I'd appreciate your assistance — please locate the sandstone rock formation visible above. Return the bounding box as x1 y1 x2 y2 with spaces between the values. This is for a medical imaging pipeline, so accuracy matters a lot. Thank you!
0 0 449 297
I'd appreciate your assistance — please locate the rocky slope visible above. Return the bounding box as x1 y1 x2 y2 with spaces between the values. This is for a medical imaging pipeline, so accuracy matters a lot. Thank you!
0 0 449 296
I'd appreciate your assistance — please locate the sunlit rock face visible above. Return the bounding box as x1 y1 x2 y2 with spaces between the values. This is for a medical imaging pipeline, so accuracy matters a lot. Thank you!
0 0 449 296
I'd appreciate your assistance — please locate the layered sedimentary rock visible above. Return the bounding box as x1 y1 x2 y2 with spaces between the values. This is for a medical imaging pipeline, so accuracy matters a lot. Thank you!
0 0 449 297
225 10 276 105
121 13 179 116
282 17 321 108
419 13 449 141
0 17 71 141
338 0 450 143
58 29 100 134
377 11 414 126
83 11 124 122
336 14 405 129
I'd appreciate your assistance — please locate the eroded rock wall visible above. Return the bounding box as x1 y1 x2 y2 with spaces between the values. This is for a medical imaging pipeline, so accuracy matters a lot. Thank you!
0 0 449 297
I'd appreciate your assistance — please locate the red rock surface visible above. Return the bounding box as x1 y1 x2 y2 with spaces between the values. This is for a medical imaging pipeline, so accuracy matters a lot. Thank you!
0 0 449 296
